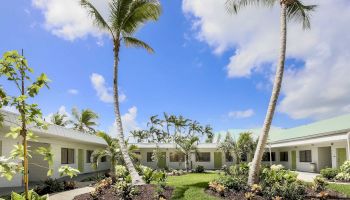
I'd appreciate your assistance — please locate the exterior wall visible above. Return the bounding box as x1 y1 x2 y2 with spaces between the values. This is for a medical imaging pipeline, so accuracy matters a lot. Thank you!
0 131 109 188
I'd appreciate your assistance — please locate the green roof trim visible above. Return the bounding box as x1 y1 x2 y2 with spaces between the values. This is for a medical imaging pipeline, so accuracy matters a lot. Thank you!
218 113 350 143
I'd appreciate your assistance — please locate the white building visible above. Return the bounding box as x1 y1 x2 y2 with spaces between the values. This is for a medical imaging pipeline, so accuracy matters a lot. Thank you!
0 110 110 188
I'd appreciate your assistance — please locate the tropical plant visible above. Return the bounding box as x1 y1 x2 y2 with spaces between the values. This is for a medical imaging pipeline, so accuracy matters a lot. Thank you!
0 50 52 199
81 0 161 185
50 112 71 127
175 135 199 172
7 190 48 200
91 131 139 176
71 108 98 134
203 125 214 143
130 129 149 143
237 132 256 162
320 168 338 180
225 0 317 185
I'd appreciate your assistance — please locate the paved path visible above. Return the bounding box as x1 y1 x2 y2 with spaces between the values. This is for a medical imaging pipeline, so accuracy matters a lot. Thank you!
49 186 94 200
296 171 319 182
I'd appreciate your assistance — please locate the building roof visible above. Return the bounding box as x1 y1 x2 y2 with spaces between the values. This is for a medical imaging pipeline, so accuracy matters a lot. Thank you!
133 142 219 149
0 109 106 146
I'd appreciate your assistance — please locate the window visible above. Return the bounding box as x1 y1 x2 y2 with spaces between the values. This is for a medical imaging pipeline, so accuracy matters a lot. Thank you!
262 152 275 162
86 150 93 163
299 150 312 162
147 152 153 162
225 152 233 162
61 148 75 164
170 152 185 162
101 156 107 162
280 152 288 162
196 152 210 162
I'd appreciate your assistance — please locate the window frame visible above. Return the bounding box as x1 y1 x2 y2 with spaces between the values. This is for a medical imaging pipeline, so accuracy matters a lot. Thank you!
196 152 211 162
61 148 75 164
262 152 276 162
147 152 153 162
280 151 289 162
101 156 107 162
169 152 185 162
299 150 312 162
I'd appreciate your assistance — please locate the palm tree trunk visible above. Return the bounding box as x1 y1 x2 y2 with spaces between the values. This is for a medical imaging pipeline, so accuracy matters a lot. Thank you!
113 41 145 186
247 2 287 185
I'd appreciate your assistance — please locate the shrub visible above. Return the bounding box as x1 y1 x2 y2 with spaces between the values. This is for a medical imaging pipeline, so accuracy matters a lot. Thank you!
34 178 64 195
63 180 76 190
339 161 350 173
320 168 338 180
90 178 112 199
115 181 137 200
209 181 226 196
312 176 328 192
115 165 129 179
335 161 350 182
195 165 205 173
140 166 154 184
228 163 249 176
215 175 248 192
9 190 48 200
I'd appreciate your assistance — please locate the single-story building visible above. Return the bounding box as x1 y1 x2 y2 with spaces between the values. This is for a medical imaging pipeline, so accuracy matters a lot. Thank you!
0 110 110 188
133 114 350 172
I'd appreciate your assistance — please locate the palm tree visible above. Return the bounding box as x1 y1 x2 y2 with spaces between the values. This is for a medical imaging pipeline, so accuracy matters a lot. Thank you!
188 120 202 136
50 112 71 127
175 135 199 172
203 125 214 143
72 108 99 134
219 132 242 164
130 130 149 143
226 0 316 185
237 132 255 161
91 131 140 176
81 0 161 185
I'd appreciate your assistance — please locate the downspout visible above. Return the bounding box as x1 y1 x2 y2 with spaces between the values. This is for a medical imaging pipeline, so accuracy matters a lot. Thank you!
347 132 350 160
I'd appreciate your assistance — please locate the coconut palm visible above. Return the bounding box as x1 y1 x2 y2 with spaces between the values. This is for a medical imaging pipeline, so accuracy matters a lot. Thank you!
81 0 161 185
203 125 214 143
130 130 149 143
91 131 140 176
72 108 98 134
237 132 255 161
50 112 71 127
188 120 202 136
226 0 316 185
175 135 199 172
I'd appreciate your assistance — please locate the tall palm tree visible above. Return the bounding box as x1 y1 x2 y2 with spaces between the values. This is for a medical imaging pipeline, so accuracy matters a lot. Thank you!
130 129 149 143
50 112 71 127
237 132 255 161
226 0 316 185
203 125 214 143
91 131 140 176
81 0 161 185
72 108 99 134
175 135 199 172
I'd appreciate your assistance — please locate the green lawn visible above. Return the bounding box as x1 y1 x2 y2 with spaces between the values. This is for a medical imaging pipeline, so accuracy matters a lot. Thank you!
167 172 219 200
327 183 350 197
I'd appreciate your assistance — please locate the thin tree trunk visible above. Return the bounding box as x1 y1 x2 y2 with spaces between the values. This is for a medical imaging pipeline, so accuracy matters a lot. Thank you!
113 41 145 185
247 2 287 185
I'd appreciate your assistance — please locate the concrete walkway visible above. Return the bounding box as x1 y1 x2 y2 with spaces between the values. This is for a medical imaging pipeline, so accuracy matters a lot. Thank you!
296 171 319 182
49 186 94 200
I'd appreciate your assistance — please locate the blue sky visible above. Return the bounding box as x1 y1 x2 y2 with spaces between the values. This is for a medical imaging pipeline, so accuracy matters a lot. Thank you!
1 0 349 135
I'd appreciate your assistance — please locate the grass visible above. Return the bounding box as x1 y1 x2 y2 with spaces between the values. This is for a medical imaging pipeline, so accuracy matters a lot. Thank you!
327 183 350 197
167 172 219 200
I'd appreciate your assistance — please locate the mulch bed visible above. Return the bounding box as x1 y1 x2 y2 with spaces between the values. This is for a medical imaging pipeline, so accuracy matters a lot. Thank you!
205 188 350 200
73 184 173 200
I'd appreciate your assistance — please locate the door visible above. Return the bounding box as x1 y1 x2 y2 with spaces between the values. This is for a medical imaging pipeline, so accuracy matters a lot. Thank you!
291 151 296 170
157 152 167 169
78 149 84 173
336 148 347 168
214 152 222 169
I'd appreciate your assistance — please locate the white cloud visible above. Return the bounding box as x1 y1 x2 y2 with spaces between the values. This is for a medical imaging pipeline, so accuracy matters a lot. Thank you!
31 0 109 41
108 106 140 139
228 109 254 119
67 89 78 95
183 0 350 120
90 73 126 103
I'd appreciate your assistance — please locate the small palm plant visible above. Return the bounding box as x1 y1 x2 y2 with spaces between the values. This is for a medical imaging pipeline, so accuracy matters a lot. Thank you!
72 108 98 134
175 135 199 172
81 0 161 185
91 131 140 176
50 112 71 127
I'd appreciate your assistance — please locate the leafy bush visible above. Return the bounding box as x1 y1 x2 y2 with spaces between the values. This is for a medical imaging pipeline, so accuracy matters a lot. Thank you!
63 180 76 190
335 161 350 182
260 167 306 200
7 190 48 200
115 165 129 179
195 165 205 173
90 178 113 199
115 180 137 200
215 175 248 192
209 181 226 196
320 168 338 180
34 178 64 195
140 166 154 184
312 176 328 192
228 163 249 176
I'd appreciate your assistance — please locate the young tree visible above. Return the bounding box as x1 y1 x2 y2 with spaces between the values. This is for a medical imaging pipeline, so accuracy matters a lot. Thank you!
72 108 98 134
0 50 51 199
175 135 199 172
130 130 149 143
81 0 161 185
226 0 316 185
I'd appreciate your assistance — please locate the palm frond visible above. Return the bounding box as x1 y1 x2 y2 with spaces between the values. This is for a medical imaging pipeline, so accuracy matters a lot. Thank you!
97 131 114 146
286 0 316 29
109 0 133 33
225 0 276 14
80 0 113 36
121 0 161 34
123 36 154 53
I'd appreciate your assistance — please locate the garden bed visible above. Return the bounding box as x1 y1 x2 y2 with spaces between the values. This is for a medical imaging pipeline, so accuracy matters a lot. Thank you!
73 184 174 200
